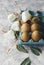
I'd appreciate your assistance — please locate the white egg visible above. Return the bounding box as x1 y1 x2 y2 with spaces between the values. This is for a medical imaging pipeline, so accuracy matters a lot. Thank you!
22 11 32 22
8 13 16 22
11 21 20 31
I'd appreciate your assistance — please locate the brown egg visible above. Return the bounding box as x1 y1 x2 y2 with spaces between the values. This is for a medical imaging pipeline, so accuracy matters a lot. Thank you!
21 23 31 32
31 31 41 42
21 32 30 42
21 20 31 25
31 17 40 24
21 21 26 25
31 23 40 32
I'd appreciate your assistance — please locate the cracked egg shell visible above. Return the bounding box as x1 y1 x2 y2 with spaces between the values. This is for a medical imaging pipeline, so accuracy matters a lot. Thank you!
31 23 40 32
31 31 41 42
21 23 31 32
21 32 30 42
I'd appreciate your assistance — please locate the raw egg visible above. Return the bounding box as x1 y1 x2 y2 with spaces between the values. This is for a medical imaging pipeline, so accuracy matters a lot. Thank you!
21 21 26 25
21 20 31 25
31 23 40 32
21 32 30 42
31 31 41 42
31 17 40 24
21 23 31 32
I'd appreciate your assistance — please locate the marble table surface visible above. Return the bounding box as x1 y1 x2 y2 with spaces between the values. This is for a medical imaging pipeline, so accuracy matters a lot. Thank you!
0 0 44 65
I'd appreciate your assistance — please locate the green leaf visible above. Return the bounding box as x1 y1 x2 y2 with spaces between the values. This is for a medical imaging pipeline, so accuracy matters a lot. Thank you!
16 44 28 53
12 30 19 39
30 47 42 56
20 57 31 65
34 47 42 53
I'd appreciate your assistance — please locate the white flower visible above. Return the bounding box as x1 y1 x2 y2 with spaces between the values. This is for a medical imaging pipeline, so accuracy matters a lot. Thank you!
8 13 16 22
11 21 20 31
22 11 32 22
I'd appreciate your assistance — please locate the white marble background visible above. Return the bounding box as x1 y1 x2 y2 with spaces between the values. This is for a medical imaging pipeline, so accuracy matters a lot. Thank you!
0 0 44 65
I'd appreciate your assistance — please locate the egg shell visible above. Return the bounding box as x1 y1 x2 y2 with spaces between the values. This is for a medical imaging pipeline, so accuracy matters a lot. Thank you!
31 23 40 32
21 23 31 32
21 32 31 42
31 17 40 24
22 11 32 22
31 31 41 42
21 20 31 25
21 21 26 25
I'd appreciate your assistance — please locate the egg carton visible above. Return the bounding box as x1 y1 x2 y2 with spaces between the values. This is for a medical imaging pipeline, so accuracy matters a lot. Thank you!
18 10 44 46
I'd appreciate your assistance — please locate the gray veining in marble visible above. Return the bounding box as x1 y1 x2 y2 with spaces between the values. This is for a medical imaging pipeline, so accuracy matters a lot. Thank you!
0 0 44 65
